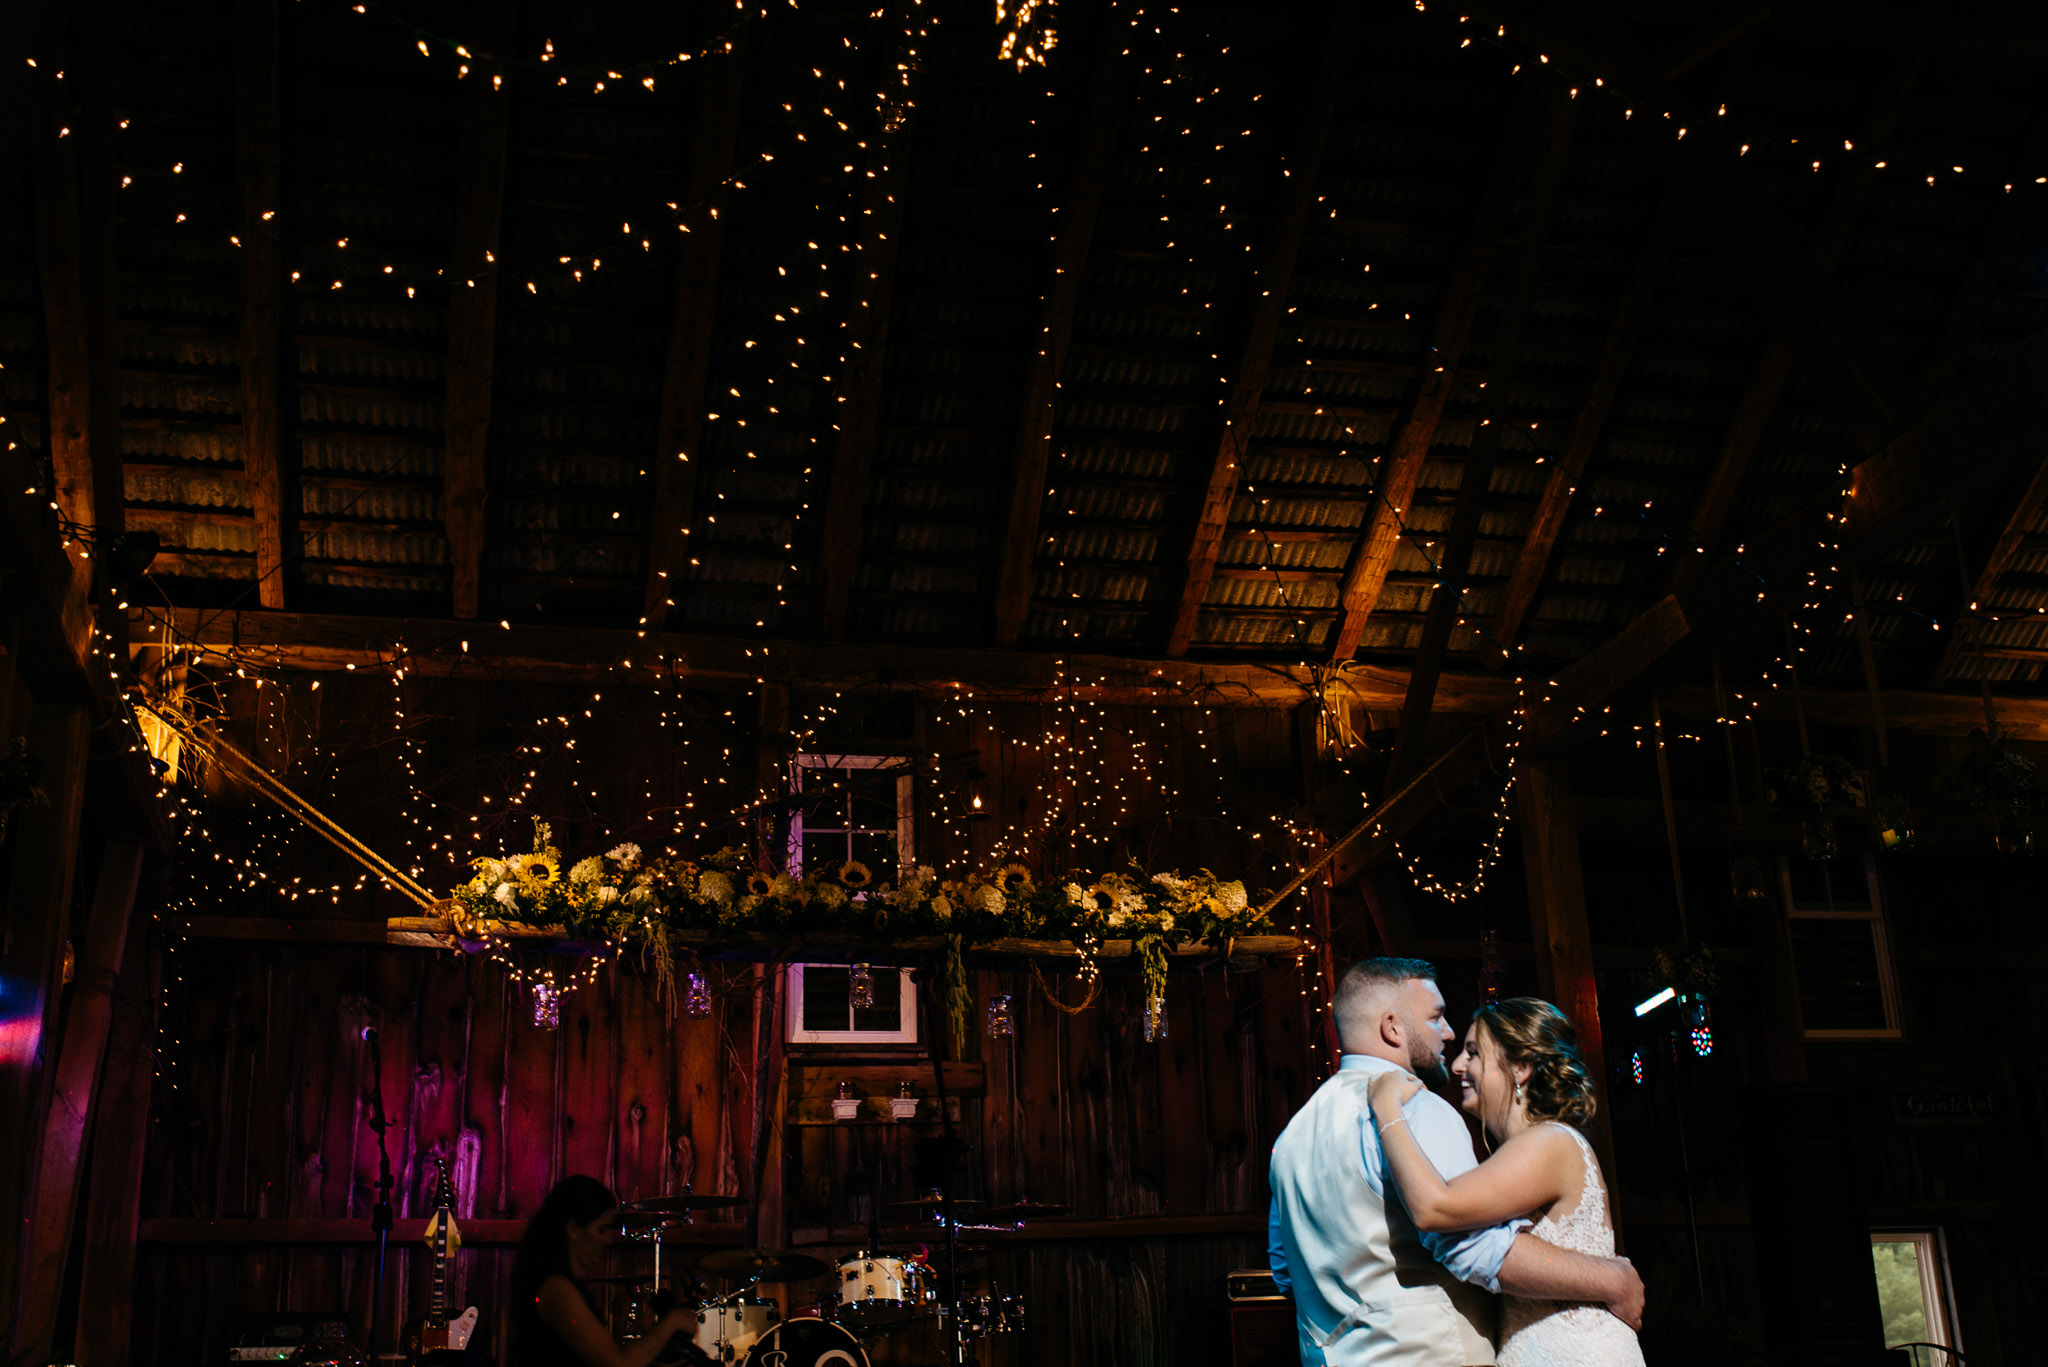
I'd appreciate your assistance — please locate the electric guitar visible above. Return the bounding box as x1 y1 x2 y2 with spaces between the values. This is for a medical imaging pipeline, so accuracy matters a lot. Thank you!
403 1158 480 1362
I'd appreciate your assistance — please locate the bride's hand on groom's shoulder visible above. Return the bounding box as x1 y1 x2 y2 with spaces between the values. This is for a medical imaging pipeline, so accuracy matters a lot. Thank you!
1367 1070 1425 1118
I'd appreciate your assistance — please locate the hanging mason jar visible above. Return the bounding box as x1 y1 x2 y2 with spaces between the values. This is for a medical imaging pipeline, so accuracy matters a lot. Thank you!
985 993 1015 1038
1801 815 1837 861
1142 992 1168 1043
531 978 563 1029
1477 929 1507 1001
1873 787 1916 851
1995 812 2037 857
850 962 875 1009
684 969 712 1018
1728 850 1767 901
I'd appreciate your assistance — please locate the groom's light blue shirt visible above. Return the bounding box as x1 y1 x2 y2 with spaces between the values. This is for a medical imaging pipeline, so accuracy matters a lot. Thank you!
1268 1053 1523 1300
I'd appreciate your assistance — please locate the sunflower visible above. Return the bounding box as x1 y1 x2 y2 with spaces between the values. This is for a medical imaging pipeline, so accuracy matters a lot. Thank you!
838 859 873 889
1084 881 1119 915
746 870 776 898
510 852 559 887
997 862 1034 894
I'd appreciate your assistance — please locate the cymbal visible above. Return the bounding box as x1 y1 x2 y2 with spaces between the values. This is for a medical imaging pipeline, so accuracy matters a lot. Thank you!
883 1194 987 1213
622 1193 747 1213
980 1201 1073 1222
698 1248 832 1283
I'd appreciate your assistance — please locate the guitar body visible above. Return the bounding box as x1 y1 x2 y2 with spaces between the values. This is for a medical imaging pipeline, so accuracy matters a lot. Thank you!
405 1161 480 1364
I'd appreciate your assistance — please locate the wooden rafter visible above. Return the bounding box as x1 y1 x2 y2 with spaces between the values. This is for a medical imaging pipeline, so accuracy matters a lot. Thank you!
1490 192 1678 653
818 70 919 641
1389 81 1575 784
643 42 749 627
1668 60 1921 595
1926 458 2048 688
236 0 291 610
1164 4 1359 657
442 0 515 621
1328 78 1552 662
993 17 1124 647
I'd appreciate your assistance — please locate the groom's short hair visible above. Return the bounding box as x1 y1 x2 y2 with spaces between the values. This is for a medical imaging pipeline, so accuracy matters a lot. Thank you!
1334 957 1438 1044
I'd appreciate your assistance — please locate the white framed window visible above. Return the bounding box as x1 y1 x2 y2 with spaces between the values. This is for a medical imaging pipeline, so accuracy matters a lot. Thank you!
788 753 913 879
1780 853 1903 1040
1871 1230 1960 1365
785 964 918 1044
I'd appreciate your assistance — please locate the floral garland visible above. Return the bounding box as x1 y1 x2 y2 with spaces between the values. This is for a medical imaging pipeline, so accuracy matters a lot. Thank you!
450 821 1271 1049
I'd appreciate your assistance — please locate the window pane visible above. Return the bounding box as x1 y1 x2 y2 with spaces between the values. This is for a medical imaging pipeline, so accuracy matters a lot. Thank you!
801 827 848 873
1786 854 1872 908
852 968 903 1034
1871 1239 1931 1348
802 967 852 1032
1790 919 1890 1031
850 831 897 873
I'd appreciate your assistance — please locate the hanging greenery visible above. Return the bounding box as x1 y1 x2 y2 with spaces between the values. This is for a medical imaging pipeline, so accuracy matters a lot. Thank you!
1935 728 2041 827
1762 754 1859 819
448 820 1273 1046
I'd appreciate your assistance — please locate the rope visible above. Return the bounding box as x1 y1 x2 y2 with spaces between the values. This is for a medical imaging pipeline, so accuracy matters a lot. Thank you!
1028 959 1103 1016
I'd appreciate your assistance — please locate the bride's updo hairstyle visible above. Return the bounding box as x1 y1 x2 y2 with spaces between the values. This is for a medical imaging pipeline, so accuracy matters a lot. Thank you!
1472 997 1598 1129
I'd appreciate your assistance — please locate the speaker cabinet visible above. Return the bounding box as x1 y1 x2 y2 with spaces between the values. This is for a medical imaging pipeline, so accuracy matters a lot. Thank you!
1224 1269 1294 1367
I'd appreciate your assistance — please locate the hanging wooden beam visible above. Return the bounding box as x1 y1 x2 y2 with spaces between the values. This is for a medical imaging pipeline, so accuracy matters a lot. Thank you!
1925 458 2048 688
1668 61 1920 595
643 43 748 627
1328 78 1550 662
1388 82 1574 784
818 75 919 641
236 0 292 610
442 0 515 621
1491 195 1679 652
992 19 1123 647
11 842 144 1367
1164 6 1358 657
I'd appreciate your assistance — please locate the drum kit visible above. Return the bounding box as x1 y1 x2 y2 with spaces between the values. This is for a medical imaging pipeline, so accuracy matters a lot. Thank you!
599 1188 1071 1366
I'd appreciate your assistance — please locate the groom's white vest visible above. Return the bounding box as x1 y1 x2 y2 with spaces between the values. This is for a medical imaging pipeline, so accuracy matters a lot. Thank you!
1269 1067 1499 1366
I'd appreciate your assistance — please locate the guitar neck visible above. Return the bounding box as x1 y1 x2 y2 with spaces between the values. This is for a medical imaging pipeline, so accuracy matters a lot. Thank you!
428 1211 448 1326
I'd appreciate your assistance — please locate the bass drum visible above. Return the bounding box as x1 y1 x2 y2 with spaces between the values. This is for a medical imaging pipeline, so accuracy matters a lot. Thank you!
741 1319 871 1367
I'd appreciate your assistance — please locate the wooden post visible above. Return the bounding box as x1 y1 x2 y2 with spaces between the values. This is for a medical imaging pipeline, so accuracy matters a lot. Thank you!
10 840 142 1367
237 0 291 609
0 704 90 1334
1512 757 1616 1178
443 0 515 621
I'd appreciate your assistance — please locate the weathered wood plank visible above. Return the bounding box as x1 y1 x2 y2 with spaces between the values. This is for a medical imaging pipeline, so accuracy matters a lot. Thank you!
73 918 158 1367
237 0 291 609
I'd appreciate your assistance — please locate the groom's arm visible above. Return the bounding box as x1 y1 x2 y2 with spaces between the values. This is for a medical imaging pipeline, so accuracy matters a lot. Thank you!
1497 1237 1644 1330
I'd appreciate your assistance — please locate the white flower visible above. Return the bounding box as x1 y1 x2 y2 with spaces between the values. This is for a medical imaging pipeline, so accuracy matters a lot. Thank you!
1217 880 1248 914
595 885 619 906
699 870 735 906
771 873 797 898
1107 908 1131 928
1064 882 1088 906
1151 871 1187 892
608 843 642 868
492 882 518 908
970 883 1005 914
1158 911 1175 932
930 895 954 919
569 857 605 885
1115 890 1146 917
816 883 848 909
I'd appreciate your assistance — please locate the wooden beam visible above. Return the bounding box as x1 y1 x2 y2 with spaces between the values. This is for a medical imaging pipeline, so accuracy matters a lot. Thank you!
1926 457 2048 687
11 842 143 1367
236 0 291 609
642 43 748 626
1513 757 1615 1179
1491 196 1678 651
993 18 1122 647
1329 78 1551 662
442 0 515 621
70 916 157 1367
0 705 90 1352
1389 81 1574 783
1469 3 1909 454
1165 6 1358 657
818 78 918 641
1669 61 1921 594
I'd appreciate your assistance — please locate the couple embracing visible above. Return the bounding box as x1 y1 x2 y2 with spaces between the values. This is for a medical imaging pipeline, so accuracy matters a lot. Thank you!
1268 958 1647 1366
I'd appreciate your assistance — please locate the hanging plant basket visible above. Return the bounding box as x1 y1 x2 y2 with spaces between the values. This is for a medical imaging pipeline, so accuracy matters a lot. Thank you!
1935 728 2042 856
1764 754 1858 859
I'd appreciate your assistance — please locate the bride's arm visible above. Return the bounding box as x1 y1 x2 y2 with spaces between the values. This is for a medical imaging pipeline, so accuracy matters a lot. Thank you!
1368 1078 1569 1233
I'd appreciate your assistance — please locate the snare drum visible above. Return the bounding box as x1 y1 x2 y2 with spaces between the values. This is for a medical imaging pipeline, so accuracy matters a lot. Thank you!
832 1254 928 1329
692 1296 780 1363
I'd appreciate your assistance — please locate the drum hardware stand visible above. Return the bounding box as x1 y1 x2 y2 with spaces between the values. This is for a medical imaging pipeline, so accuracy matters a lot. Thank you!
919 973 974 1367
363 1027 396 1364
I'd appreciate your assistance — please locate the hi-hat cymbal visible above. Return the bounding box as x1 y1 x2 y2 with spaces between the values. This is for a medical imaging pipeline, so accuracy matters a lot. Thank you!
980 1201 1073 1222
883 1194 987 1213
698 1248 832 1283
622 1193 747 1213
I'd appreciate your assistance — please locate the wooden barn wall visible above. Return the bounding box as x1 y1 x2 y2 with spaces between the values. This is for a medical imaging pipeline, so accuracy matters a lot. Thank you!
135 673 1331 1366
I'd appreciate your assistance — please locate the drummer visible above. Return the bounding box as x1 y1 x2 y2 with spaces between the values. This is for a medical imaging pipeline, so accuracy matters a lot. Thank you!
511 1176 700 1367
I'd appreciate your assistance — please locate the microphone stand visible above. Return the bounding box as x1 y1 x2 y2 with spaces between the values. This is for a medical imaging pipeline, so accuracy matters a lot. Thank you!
364 1027 397 1364
919 976 970 1367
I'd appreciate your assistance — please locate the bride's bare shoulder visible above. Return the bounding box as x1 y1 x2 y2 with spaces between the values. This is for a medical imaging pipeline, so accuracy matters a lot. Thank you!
1502 1121 1586 1167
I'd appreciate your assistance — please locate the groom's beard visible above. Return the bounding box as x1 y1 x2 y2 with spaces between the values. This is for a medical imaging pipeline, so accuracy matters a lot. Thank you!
1408 1041 1451 1090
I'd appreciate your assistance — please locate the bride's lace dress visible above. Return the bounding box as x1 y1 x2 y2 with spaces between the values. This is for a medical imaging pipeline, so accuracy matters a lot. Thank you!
1498 1123 1646 1367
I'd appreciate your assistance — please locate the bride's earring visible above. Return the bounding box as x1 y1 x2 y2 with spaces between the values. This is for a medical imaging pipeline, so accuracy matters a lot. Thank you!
1513 1082 1524 1105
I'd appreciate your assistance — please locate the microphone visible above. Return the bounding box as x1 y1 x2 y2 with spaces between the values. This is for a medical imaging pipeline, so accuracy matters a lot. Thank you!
361 1025 379 1043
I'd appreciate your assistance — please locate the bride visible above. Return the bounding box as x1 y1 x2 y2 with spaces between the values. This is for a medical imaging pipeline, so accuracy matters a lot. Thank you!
1368 997 1645 1366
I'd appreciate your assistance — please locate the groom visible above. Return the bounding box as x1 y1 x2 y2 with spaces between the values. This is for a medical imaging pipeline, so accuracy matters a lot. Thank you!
1268 958 1643 1365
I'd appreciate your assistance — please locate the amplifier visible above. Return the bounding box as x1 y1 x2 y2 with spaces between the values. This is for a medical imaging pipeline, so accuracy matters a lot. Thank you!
225 1312 349 1363
1224 1269 1293 1367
